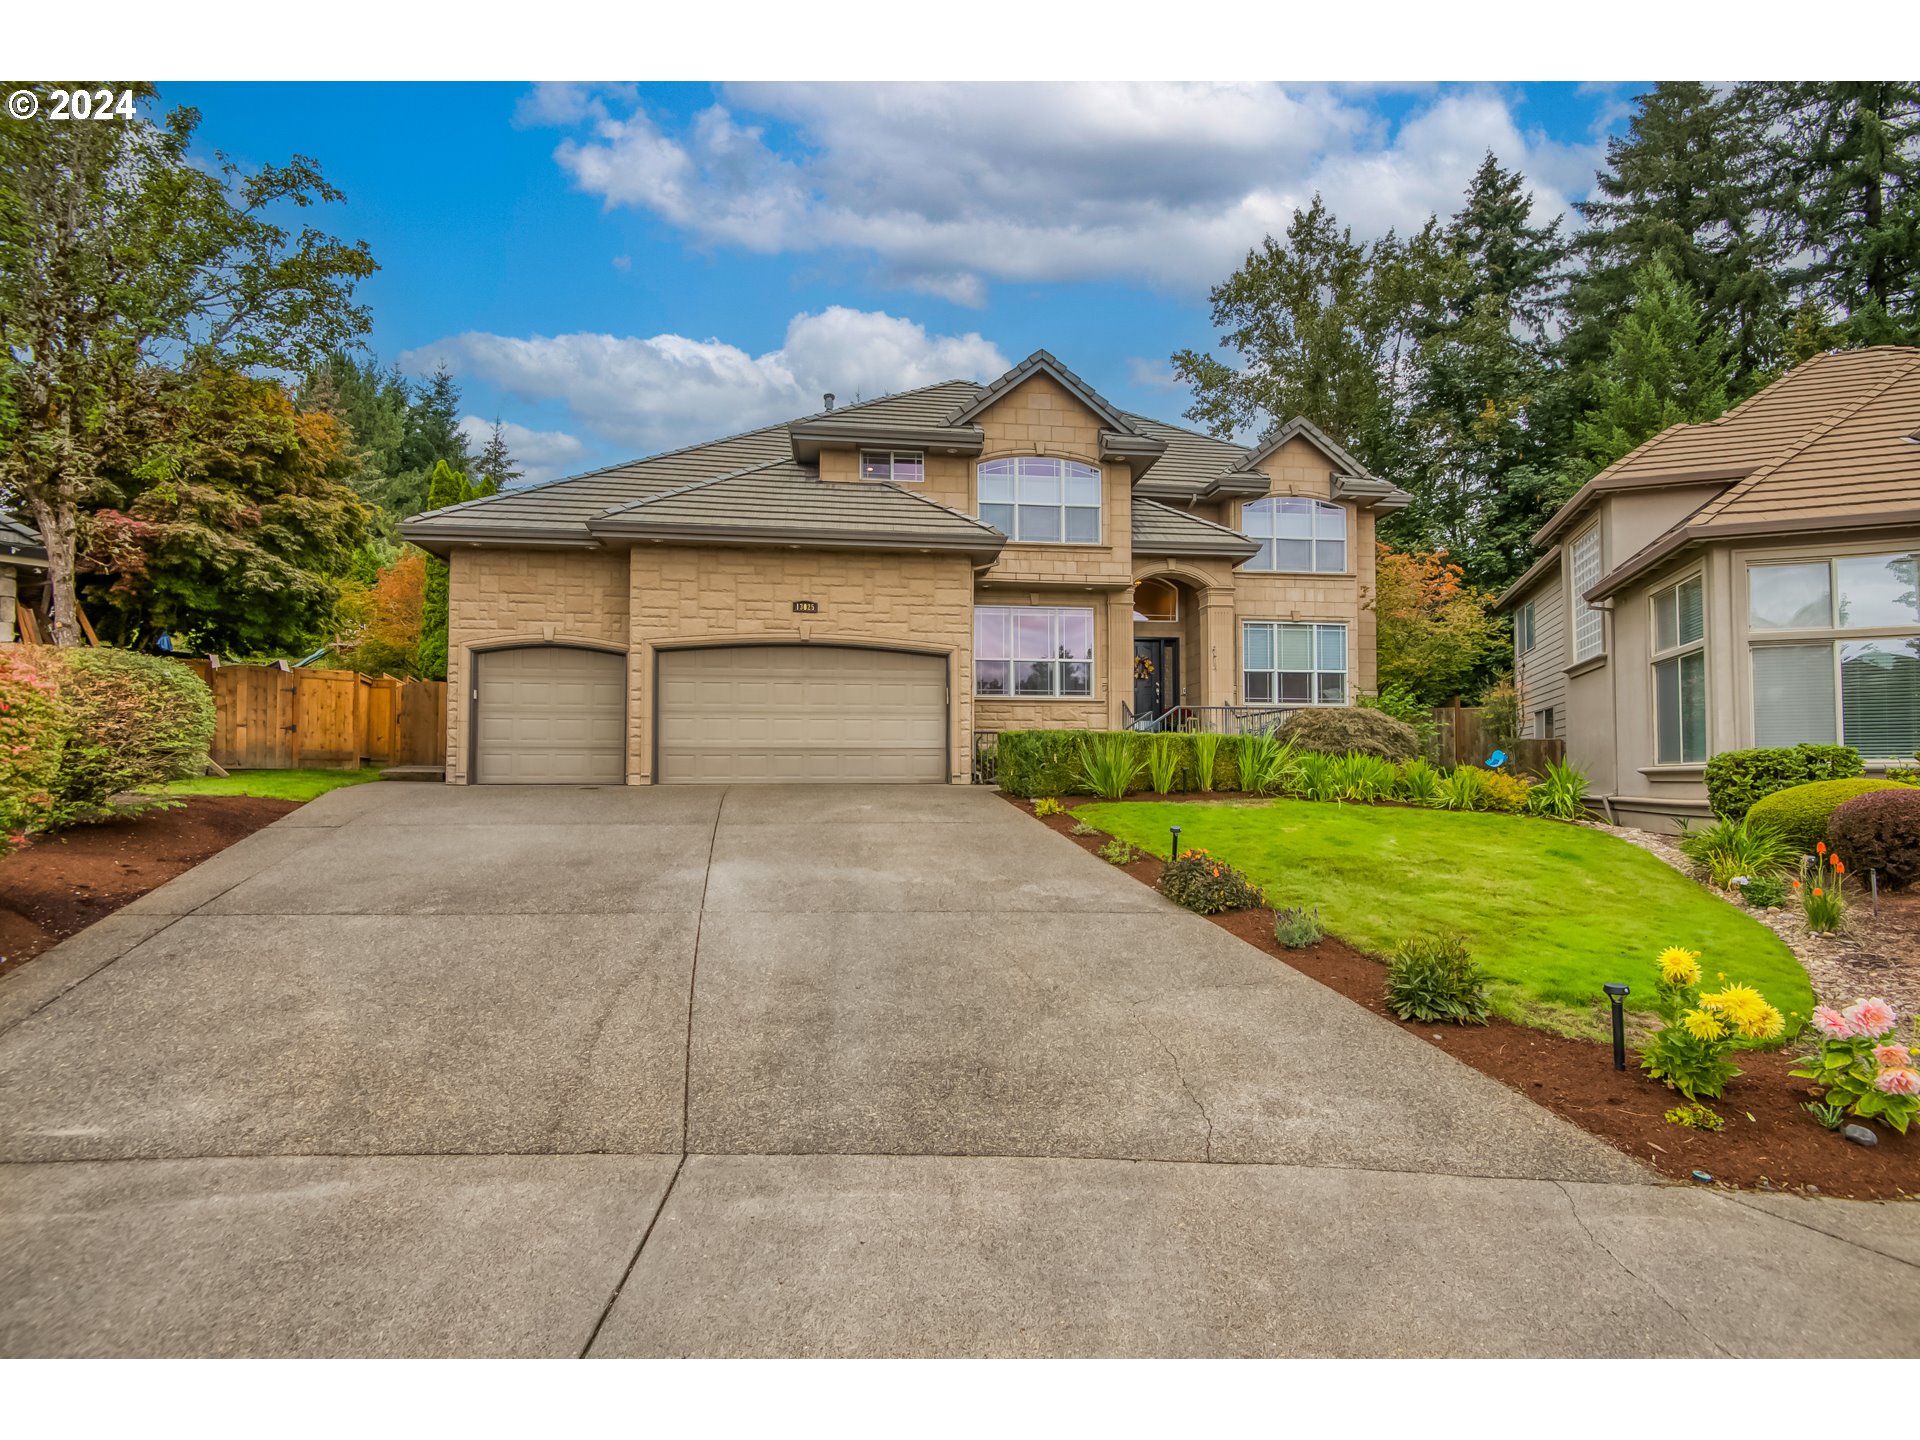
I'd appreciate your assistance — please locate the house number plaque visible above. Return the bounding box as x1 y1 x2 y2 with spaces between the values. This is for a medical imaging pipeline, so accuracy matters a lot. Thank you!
791 600 819 613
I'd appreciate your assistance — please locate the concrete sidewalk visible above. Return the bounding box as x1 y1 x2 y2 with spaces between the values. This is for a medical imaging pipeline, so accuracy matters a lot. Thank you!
1 783 1914 1357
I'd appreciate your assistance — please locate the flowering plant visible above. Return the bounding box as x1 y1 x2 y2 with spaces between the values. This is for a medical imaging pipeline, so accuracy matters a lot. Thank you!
1795 843 1846 932
1639 946 1787 1100
1790 998 1920 1134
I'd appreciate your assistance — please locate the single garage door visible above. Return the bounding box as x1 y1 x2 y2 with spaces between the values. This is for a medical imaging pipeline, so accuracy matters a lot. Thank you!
474 646 626 784
657 645 947 783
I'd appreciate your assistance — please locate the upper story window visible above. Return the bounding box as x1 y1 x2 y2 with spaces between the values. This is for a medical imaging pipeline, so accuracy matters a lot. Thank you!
1570 525 1605 661
1651 573 1706 764
1517 601 1537 654
977 458 1101 544
974 605 1094 698
1242 497 1346 573
860 450 924 483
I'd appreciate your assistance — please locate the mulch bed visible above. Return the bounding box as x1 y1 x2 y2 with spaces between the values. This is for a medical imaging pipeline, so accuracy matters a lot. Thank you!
0 797 298 980
1014 793 1918 1202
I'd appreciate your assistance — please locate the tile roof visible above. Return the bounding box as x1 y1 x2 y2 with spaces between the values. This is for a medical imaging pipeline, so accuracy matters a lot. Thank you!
0 515 45 561
591 460 1005 559
1130 498 1261 560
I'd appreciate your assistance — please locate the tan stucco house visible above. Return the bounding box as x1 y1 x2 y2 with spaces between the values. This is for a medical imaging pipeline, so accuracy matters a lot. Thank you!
1497 346 1920 831
401 350 1408 785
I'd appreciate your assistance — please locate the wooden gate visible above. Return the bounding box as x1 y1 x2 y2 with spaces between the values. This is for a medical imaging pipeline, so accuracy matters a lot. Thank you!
180 660 447 771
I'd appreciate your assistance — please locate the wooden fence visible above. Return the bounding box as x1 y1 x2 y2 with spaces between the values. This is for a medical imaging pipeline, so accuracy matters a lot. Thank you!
1431 704 1566 777
177 660 446 772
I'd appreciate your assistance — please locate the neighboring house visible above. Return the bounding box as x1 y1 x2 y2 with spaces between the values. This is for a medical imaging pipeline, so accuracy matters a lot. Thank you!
0 517 48 643
401 349 1408 785
1497 347 1920 832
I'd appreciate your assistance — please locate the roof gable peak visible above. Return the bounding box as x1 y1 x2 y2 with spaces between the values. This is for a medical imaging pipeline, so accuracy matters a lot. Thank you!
951 350 1137 435
1247 417 1375 479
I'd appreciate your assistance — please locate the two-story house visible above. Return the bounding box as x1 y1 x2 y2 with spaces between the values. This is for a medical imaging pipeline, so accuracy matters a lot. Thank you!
402 350 1408 784
1497 346 1920 831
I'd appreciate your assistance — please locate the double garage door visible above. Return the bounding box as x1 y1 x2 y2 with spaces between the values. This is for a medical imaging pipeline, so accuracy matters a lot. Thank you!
472 644 947 784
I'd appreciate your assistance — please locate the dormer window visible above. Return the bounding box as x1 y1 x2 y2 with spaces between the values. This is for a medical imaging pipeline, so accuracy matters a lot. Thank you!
978 458 1101 544
1243 497 1346 573
860 450 924 483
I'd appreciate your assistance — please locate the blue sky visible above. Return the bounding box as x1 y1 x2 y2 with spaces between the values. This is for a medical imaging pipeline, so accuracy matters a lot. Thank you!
163 81 1641 481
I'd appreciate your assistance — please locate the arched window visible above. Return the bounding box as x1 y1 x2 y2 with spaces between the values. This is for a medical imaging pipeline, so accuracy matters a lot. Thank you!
978 458 1101 543
1242 497 1346 573
1133 577 1178 622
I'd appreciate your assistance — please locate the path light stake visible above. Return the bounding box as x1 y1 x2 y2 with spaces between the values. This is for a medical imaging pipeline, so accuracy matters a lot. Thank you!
1604 984 1630 1072
1169 825 1181 863
1871 868 1879 918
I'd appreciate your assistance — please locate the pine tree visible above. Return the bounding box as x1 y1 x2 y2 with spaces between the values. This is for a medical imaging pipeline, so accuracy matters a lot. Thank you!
1443 151 1568 336
1573 259 1735 475
473 421 522 496
1754 82 1920 345
413 457 471 681
1569 82 1787 389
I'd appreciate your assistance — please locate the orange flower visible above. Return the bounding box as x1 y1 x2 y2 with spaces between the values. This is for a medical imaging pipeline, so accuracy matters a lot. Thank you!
1812 887 1824 898
1817 841 1827 855
1792 879 1802 889
1832 858 1845 874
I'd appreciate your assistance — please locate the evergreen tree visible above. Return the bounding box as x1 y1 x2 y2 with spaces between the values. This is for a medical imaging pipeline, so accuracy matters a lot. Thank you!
1754 82 1920 345
1569 82 1787 389
473 420 522 496
1573 258 1735 475
413 458 472 680
1443 151 1568 336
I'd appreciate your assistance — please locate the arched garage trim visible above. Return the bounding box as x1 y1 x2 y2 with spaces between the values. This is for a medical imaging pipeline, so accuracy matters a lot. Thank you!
467 640 630 785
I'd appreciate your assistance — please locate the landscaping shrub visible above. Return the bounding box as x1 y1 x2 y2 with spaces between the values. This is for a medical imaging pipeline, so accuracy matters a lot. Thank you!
1273 905 1323 948
1639 946 1784 1101
1236 731 1300 795
1676 816 1798 890
1796 845 1847 932
1157 848 1265 914
1278 706 1416 762
1383 934 1490 1024
1097 836 1135 865
1032 797 1064 818
1146 733 1183 794
1438 765 1491 811
46 648 215 825
1703 743 1863 820
1294 752 1338 803
1480 679 1521 753
1524 758 1589 821
1074 732 1147 800
1395 756 1446 807
1357 683 1437 757
1735 873 1789 909
1792 997 1918 1135
1826 788 1920 888
1746 778 1904 853
0 645 66 843
1189 730 1222 793
1327 752 1396 802
1478 769 1532 813
995 730 1094 798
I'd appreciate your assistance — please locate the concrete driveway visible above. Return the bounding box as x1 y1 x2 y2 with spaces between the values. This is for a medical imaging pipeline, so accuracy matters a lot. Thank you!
0 783 1913 1356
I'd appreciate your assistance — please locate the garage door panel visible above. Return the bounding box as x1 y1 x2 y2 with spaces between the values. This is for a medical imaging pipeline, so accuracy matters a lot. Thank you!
657 646 946 784
475 647 626 785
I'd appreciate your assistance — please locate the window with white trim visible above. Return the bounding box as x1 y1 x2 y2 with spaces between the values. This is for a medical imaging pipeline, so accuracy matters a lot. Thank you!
1242 497 1347 572
859 450 924 482
1748 552 1920 759
1570 525 1605 661
1650 573 1706 764
977 458 1100 543
1242 621 1347 705
1517 601 1537 654
973 606 1094 698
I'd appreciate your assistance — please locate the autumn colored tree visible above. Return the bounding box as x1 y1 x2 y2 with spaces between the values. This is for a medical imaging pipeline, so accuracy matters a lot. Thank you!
1368 543 1508 704
335 548 429 676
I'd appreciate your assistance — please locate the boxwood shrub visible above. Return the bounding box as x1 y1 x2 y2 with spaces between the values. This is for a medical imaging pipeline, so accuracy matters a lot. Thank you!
1826 788 1920 889
1746 777 1905 853
1703 743 1862 820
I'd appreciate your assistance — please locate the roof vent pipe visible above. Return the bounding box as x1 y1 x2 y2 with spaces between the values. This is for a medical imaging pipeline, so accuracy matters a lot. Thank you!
823 393 835 411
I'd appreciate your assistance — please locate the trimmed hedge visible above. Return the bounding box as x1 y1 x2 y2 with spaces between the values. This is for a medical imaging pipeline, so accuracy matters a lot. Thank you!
1826 788 1920 889
0 647 67 841
1703 743 1862 820
1279 705 1417 761
1746 777 1905 853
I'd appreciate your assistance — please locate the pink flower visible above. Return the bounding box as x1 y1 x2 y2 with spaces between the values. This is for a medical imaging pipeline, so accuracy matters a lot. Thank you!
1874 1045 1914 1070
1844 999 1898 1039
1874 1068 1920 1097
1811 1006 1854 1040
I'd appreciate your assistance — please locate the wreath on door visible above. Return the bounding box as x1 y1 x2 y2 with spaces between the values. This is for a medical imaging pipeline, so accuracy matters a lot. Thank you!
1133 655 1156 680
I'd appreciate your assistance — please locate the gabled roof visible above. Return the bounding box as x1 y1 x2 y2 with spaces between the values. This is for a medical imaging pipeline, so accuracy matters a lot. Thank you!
1580 347 1920 600
950 349 1140 434
1130 498 1261 561
0 515 46 566
1247 416 1374 480
589 459 1005 562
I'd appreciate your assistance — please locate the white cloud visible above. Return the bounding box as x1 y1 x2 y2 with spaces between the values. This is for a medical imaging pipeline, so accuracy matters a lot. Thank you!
454 415 589 484
410 307 1008 456
1127 356 1181 390
536 83 1602 301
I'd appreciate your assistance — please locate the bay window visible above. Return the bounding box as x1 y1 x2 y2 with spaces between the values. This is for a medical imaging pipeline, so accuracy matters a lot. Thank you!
974 606 1094 698
1243 621 1347 705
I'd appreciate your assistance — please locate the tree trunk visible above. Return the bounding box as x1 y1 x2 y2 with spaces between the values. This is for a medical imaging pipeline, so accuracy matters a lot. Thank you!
26 492 83 646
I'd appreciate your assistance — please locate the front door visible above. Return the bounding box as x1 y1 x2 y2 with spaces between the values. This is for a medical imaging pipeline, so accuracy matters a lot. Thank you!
1132 639 1179 725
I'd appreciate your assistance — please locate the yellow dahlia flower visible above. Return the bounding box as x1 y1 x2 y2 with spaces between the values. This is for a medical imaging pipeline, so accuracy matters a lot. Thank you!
1657 947 1701 987
1680 1008 1726 1042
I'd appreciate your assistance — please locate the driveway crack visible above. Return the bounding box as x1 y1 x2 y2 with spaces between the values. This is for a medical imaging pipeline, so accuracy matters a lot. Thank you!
1126 999 1215 1163
1553 1180 1733 1356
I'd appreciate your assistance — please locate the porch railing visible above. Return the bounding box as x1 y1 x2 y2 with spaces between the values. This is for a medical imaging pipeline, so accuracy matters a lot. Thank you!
1125 704 1291 736
971 730 999 785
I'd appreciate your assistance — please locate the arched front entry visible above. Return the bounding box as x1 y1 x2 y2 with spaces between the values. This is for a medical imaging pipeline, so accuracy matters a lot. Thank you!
471 644 627 784
655 643 949 783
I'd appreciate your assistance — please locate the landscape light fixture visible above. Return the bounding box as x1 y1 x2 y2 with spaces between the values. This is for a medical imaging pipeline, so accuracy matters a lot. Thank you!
1169 825 1181 862
1603 983 1631 1071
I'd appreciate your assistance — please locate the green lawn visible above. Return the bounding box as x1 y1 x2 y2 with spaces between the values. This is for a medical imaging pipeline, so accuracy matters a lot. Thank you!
163 768 386 802
1074 798 1814 1039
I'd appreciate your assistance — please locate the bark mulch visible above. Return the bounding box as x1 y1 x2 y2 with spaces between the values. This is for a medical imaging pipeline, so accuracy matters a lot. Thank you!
0 797 298 980
1017 793 1918 1202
